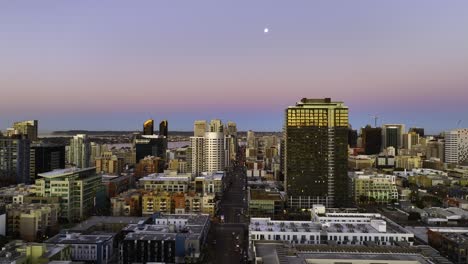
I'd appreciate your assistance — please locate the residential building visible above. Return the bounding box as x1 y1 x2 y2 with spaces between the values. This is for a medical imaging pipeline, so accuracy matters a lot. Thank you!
445 129 468 164
34 167 101 222
204 132 226 173
0 133 30 185
68 134 90 169
193 120 207 137
348 155 374 170
209 119 223 133
139 171 191 193
0 241 72 264
403 131 420 150
101 174 133 198
426 139 445 161
349 173 398 204
6 203 59 241
284 98 349 208
395 155 422 170
250 209 414 247
12 120 38 141
134 156 162 177
190 136 205 176
111 189 142 216
0 184 34 205
95 154 124 175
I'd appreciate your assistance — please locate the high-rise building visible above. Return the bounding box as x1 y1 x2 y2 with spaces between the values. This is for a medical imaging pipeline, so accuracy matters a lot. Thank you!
445 129 468 164
68 134 91 168
143 119 154 135
382 124 405 153
403 132 420 150
205 132 226 173
426 139 445 161
226 121 237 136
409 127 425 138
209 119 223 133
159 120 168 137
247 130 256 148
190 137 205 176
90 142 105 167
361 126 382 155
193 120 207 137
0 134 30 185
135 135 167 171
35 167 101 222
13 120 38 141
29 144 65 182
348 127 358 148
284 98 349 208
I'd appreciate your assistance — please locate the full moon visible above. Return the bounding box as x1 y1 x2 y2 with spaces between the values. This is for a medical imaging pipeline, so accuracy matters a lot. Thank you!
264 28 269 34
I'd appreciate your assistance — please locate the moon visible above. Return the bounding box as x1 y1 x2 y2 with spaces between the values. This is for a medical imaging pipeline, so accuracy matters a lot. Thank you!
264 28 269 34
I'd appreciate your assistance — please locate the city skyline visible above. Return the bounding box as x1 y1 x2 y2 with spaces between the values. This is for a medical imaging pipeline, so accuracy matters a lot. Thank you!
1 1 468 133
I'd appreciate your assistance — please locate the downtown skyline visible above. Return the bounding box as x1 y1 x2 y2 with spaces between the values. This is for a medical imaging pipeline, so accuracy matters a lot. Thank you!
1 1 468 133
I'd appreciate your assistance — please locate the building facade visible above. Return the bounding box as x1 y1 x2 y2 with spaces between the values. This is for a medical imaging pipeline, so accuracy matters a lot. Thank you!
285 98 349 208
445 129 468 164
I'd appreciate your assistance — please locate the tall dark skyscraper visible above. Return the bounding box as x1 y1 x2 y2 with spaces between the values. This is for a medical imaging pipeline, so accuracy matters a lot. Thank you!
0 133 30 185
143 119 154 135
409 127 425 138
284 98 349 208
348 128 358 148
30 143 66 182
159 120 168 137
362 126 382 155
135 135 168 172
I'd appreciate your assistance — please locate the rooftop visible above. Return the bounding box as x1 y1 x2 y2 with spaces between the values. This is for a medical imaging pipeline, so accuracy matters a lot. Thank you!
249 189 283 201
254 242 451 264
139 173 191 182
69 216 150 232
46 233 114 245
37 167 96 178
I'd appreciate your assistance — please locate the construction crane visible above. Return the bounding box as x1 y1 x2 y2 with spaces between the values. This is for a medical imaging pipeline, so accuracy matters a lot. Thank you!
370 115 379 127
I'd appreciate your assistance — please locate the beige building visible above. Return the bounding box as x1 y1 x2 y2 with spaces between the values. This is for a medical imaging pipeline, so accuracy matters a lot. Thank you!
111 189 142 216
350 173 398 204
6 203 59 241
95 152 125 175
395 155 422 170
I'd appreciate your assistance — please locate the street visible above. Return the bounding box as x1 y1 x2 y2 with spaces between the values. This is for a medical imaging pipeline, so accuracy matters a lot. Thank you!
205 149 249 263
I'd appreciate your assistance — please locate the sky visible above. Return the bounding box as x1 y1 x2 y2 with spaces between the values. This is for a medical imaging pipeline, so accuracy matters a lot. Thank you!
1 1 467 134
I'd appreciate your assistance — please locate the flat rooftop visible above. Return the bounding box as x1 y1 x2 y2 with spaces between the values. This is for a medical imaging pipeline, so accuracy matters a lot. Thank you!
254 242 451 264
38 167 96 178
46 233 114 244
249 189 283 201
139 173 191 182
70 216 150 232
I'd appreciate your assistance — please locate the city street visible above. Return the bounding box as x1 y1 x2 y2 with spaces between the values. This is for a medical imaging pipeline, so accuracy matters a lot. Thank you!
205 150 249 263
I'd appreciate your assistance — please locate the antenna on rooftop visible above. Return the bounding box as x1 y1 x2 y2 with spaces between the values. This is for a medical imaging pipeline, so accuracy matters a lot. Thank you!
370 114 380 127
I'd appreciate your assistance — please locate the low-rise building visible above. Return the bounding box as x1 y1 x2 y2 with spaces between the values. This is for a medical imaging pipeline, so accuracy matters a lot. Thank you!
101 174 133 199
6 203 59 241
0 184 34 205
46 233 114 264
193 171 225 196
253 242 451 264
348 155 374 170
120 213 210 264
139 171 191 193
249 208 414 247
0 240 72 264
248 189 285 218
111 189 142 217
428 230 468 264
396 155 422 170
349 173 398 204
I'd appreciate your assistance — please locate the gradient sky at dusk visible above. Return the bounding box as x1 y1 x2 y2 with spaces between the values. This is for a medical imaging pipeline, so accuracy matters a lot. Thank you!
1 1 467 134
